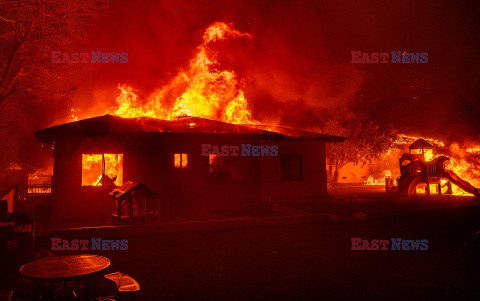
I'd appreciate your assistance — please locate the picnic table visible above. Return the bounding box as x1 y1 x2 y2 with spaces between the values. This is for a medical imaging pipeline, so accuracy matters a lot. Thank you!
19 254 110 300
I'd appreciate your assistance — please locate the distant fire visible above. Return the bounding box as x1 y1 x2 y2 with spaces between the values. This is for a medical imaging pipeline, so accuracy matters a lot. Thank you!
64 21 480 198
364 171 391 185
394 134 445 148
403 137 480 196
110 22 254 125
27 174 52 194
365 134 480 197
446 156 480 196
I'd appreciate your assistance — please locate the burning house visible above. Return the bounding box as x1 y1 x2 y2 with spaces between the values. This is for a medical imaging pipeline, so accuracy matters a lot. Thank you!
34 115 344 224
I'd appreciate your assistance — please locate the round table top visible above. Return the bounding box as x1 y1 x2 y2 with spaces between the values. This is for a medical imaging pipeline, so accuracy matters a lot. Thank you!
19 254 110 281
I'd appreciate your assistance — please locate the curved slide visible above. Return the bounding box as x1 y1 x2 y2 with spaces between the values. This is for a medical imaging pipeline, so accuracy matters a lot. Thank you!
440 170 480 197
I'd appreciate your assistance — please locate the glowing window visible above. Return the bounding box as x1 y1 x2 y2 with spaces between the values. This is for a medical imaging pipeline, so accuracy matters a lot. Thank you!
424 149 434 161
208 154 239 181
82 154 123 186
174 153 188 168
208 154 226 172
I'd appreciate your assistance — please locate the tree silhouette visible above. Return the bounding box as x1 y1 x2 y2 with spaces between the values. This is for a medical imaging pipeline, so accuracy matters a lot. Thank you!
0 0 108 103
318 101 395 185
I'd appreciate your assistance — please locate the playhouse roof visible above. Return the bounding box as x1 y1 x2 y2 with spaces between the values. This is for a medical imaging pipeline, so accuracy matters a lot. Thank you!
409 138 435 150
109 181 159 200
35 115 345 144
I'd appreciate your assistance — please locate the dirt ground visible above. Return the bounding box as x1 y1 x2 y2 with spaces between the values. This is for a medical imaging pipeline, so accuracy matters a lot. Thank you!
4 185 480 300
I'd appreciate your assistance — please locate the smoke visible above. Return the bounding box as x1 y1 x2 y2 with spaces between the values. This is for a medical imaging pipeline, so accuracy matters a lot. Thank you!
26 0 480 139
2 0 480 172
66 0 365 125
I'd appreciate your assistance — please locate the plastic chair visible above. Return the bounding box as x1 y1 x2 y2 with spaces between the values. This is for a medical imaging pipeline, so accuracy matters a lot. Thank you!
98 272 140 301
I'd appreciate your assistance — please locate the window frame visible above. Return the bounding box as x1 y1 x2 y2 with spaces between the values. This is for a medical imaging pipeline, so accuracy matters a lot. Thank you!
81 153 124 187
174 153 188 168
280 153 303 182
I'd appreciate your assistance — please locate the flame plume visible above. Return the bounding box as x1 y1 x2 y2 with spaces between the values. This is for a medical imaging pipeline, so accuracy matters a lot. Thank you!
112 22 254 124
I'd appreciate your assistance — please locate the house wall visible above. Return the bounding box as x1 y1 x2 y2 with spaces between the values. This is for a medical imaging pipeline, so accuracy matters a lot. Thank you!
53 134 330 223
53 137 120 223
261 140 328 199
123 133 263 220
53 133 264 223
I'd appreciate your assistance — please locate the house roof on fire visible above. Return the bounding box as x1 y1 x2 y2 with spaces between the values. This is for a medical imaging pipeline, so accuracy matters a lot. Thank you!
35 114 345 143
242 124 345 142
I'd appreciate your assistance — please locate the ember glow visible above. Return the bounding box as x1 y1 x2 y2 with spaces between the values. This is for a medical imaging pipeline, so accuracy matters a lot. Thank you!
394 134 445 148
111 22 254 124
70 108 80 122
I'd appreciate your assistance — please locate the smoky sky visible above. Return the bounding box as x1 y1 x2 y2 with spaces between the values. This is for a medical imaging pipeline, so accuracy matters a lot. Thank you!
63 0 480 141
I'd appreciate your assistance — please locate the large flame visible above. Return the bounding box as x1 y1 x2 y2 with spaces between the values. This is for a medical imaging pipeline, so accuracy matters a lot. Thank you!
445 148 480 196
111 22 253 124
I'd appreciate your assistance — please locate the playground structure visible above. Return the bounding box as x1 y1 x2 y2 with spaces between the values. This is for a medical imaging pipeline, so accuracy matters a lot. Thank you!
385 139 480 197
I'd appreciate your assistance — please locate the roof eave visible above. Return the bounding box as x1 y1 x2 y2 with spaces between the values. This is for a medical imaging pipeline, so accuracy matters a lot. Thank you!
282 136 346 143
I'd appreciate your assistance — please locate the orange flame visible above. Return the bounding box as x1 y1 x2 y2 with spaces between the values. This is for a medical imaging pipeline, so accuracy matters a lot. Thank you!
111 22 254 124
81 154 123 186
71 108 79 122
389 135 480 196
174 153 188 168
446 156 480 196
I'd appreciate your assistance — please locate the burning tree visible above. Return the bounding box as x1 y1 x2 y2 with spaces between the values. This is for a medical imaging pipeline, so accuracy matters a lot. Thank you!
0 0 108 103
318 102 396 185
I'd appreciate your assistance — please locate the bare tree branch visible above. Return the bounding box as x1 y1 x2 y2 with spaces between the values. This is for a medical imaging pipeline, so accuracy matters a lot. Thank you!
0 84 16 102
0 0 108 103
0 15 15 22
